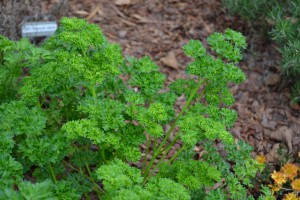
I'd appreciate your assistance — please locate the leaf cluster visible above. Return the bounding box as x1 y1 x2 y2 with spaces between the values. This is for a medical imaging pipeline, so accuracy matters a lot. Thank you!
95 159 190 200
201 140 265 199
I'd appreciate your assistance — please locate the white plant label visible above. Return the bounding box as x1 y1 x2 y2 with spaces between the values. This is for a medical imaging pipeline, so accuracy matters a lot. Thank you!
22 21 57 37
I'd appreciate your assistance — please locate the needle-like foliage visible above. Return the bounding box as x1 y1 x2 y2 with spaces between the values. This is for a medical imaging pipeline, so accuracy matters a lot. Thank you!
223 0 300 103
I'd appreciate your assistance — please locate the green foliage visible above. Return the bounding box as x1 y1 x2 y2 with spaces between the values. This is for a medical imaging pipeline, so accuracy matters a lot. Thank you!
257 185 276 200
66 173 94 196
0 101 46 137
0 180 53 200
269 1 300 102
0 37 42 102
96 159 190 200
201 140 264 199
0 17 264 199
52 180 81 200
207 29 247 62
222 0 279 21
145 177 191 200
292 81 300 103
95 159 144 192
157 159 221 190
0 180 81 200
281 40 300 75
205 188 228 200
0 154 23 188
223 0 300 103
269 1 300 44
125 56 166 99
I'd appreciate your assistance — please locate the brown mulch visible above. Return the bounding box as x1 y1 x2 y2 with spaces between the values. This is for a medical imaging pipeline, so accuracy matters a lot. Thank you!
1 0 300 188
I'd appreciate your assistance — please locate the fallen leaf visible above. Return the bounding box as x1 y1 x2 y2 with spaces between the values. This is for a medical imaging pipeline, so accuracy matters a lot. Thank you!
264 73 281 86
75 10 89 16
205 179 225 192
266 143 280 162
118 30 127 38
239 92 249 104
115 0 132 5
132 14 148 22
231 127 242 139
269 126 293 153
261 115 276 130
86 6 101 21
161 51 179 69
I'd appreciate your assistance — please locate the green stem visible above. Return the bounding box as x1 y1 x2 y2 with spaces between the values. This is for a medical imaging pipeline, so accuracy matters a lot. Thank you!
168 144 187 164
36 99 41 109
159 133 181 156
147 142 187 180
85 163 92 176
63 160 78 171
85 163 103 198
4 64 19 97
142 135 152 173
101 148 106 163
142 78 206 181
145 133 181 182
62 161 104 194
83 193 91 200
91 85 96 98
153 138 158 153
48 163 57 183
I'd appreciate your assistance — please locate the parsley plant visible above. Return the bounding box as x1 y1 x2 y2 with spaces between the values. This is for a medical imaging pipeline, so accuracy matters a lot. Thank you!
0 17 270 199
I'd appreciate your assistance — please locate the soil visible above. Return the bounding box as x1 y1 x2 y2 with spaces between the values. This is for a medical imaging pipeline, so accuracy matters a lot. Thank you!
1 0 300 198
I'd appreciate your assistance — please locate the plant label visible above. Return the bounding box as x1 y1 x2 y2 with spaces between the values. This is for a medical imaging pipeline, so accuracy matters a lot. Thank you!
21 21 57 38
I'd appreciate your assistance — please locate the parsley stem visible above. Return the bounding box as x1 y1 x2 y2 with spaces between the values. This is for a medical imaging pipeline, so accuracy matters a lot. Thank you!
62 161 105 194
153 137 158 152
168 144 187 164
146 133 181 179
48 163 57 184
142 135 152 174
101 148 106 163
159 132 181 156
147 142 187 179
83 193 91 200
85 163 103 198
91 85 96 98
6 72 15 99
143 78 206 181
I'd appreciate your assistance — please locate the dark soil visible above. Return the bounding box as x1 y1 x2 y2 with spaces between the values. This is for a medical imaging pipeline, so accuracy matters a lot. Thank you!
1 0 300 198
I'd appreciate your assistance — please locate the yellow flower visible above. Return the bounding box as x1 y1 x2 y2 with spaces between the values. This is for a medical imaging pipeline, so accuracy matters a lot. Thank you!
256 155 266 164
291 179 300 191
271 170 287 185
281 163 299 180
284 192 298 200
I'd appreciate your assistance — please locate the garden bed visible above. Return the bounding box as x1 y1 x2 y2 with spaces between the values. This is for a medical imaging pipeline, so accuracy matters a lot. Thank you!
1 0 300 199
